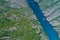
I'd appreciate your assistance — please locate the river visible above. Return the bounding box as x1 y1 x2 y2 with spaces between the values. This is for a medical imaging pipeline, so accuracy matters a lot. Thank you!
26 0 59 40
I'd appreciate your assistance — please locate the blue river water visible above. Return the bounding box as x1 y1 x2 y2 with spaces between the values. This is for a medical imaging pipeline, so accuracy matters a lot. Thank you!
26 0 59 40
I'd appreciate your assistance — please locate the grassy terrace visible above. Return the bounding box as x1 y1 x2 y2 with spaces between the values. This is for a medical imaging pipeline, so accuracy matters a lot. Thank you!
0 7 40 40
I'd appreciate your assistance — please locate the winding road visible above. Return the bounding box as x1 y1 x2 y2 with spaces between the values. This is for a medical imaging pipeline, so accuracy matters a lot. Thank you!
26 0 59 40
